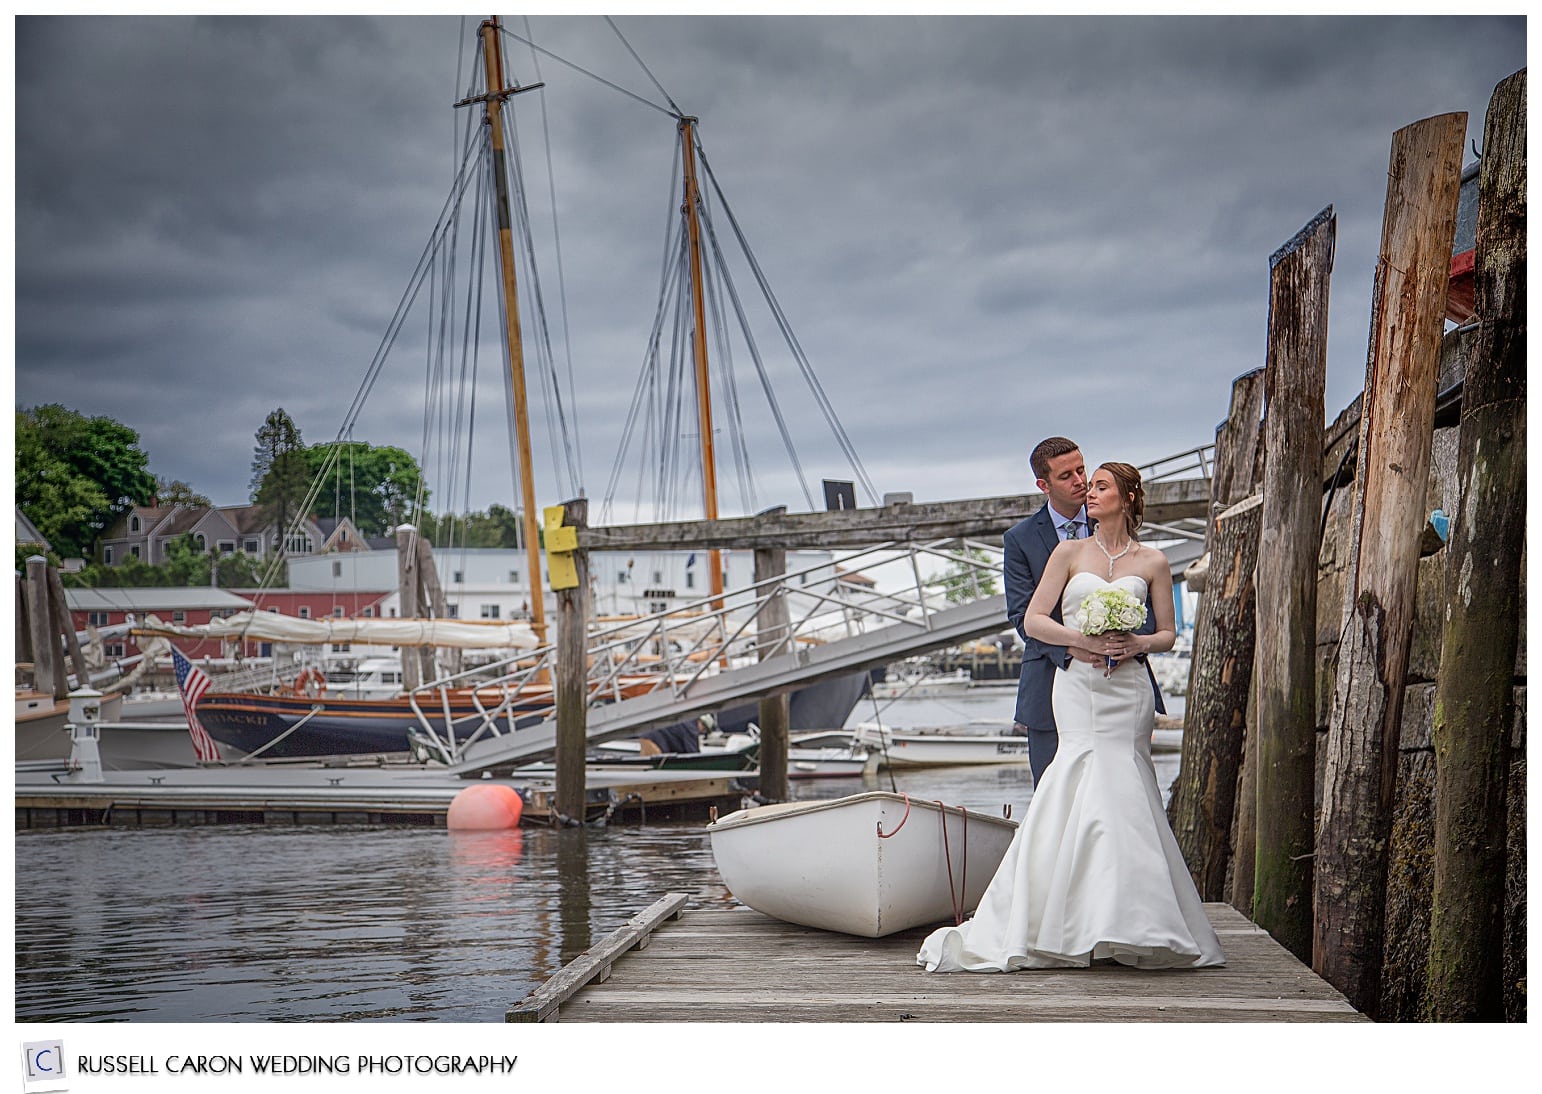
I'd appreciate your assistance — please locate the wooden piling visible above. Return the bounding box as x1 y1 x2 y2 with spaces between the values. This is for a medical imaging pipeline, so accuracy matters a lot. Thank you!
395 525 425 691
1209 370 1266 550
554 498 591 823
1313 111 1467 1017
1170 494 1262 900
1229 660 1260 915
1428 70 1526 1022
1253 206 1334 961
754 536 791 802
47 564 90 685
415 534 459 678
16 576 33 667
1183 369 1262 595
24 556 63 699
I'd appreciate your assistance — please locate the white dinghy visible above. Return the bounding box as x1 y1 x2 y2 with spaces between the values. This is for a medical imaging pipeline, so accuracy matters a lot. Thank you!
855 724 1031 768
706 791 1018 937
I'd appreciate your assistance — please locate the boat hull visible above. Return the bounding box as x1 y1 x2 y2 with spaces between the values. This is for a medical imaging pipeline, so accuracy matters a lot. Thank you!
15 703 71 762
195 692 543 758
786 747 873 778
857 726 1030 768
15 691 125 762
90 721 253 769
650 669 870 743
199 669 870 761
707 791 1017 937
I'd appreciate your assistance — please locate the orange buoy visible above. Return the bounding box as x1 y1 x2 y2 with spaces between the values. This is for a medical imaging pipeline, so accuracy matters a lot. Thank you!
446 783 525 830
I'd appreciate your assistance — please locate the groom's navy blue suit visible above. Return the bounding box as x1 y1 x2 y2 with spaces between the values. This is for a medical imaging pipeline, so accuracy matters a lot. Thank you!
1004 505 1166 785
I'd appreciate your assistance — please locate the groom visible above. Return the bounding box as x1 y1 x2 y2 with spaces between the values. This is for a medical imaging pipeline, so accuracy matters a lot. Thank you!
1004 437 1165 785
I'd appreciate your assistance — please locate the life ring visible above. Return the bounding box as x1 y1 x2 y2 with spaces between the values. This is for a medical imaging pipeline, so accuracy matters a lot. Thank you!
291 666 327 699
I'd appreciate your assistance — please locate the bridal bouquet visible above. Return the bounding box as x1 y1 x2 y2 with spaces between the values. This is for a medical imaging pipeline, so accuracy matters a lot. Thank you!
1075 586 1147 637
1076 587 1146 676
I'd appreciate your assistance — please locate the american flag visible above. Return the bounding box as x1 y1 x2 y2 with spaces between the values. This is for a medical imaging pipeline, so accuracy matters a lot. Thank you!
171 646 222 763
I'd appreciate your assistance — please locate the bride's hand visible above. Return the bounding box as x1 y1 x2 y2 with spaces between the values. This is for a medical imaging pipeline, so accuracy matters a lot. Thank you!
1099 632 1136 660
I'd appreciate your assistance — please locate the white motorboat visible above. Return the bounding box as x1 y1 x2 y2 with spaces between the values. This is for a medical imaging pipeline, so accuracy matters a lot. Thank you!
786 743 875 779
870 669 973 700
707 791 1018 937
855 723 1030 768
324 656 408 701
716 729 877 779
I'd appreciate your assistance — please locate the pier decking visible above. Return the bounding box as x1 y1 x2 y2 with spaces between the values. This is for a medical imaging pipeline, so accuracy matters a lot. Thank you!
509 894 1365 1022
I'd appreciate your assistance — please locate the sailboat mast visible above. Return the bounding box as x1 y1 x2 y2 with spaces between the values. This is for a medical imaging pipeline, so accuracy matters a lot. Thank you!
678 116 724 606
479 17 548 642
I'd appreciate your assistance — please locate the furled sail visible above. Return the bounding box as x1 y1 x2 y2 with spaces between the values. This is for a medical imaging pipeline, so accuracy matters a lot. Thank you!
132 611 540 650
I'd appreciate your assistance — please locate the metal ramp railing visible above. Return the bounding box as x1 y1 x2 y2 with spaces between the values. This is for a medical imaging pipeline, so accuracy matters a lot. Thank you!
397 528 1206 773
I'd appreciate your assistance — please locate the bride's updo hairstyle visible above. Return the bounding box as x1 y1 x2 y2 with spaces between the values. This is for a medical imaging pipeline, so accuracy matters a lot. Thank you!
1099 462 1145 539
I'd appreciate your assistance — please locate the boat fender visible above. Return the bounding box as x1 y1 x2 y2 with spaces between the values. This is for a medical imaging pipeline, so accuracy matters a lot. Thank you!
447 783 525 830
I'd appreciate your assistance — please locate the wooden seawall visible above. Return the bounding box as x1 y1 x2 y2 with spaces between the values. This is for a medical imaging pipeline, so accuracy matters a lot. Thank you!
508 895 1365 1022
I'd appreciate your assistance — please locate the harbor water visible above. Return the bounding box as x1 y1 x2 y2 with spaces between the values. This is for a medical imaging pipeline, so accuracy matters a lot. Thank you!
14 690 1184 1022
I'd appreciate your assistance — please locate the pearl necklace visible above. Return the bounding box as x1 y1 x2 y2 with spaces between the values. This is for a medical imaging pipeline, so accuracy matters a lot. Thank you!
1092 531 1132 578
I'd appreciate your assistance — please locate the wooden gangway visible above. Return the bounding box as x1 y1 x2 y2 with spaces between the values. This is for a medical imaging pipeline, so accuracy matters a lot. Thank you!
508 894 1365 1023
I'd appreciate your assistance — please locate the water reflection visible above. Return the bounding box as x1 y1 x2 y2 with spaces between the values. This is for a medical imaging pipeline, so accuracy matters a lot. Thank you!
447 827 526 873
554 828 592 965
16 692 1184 1021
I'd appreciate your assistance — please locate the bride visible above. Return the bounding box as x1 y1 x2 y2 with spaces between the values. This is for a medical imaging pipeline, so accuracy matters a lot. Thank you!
917 461 1224 972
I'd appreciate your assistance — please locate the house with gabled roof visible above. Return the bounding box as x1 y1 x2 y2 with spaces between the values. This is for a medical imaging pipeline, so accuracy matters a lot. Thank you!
97 503 329 567
314 516 370 553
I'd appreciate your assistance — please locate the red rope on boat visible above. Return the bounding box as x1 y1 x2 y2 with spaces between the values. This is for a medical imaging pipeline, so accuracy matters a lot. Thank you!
875 793 911 838
934 800 969 925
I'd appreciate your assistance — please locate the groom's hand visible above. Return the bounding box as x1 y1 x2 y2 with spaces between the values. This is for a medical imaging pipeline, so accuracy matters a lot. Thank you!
1066 645 1101 665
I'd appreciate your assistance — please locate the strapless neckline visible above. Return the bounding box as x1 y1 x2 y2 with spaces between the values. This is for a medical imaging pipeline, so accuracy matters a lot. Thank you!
1065 571 1148 594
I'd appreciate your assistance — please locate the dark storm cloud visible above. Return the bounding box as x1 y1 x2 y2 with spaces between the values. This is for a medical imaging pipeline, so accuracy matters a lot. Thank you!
14 14 1525 518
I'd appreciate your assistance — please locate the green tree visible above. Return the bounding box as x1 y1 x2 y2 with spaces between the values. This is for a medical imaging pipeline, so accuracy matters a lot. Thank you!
933 545 1001 605
15 405 156 558
63 535 269 589
15 542 60 573
155 476 211 508
465 504 523 548
304 441 428 538
250 408 309 552
421 504 522 548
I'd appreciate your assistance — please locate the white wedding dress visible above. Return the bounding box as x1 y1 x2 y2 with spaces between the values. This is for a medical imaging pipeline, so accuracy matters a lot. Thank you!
917 573 1225 972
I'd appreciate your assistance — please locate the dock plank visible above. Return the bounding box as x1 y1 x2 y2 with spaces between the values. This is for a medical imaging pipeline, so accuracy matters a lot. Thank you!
514 900 1365 1022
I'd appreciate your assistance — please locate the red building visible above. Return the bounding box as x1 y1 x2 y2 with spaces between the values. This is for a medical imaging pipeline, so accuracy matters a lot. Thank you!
65 587 393 662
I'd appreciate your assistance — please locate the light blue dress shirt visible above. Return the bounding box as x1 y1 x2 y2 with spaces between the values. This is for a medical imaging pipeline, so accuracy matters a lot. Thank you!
1052 506 1090 542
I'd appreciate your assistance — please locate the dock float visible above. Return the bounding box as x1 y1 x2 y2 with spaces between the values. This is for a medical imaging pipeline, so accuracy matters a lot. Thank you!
14 766 752 829
508 895 1365 1022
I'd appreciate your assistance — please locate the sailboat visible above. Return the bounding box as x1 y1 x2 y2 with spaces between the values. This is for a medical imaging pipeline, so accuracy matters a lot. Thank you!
135 17 872 764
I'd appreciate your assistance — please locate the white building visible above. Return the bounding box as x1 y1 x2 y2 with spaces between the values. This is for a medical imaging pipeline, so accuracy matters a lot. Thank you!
285 546 849 625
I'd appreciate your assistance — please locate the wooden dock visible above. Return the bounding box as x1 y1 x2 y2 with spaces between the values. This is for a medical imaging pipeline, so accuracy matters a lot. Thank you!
509 894 1366 1022
13 766 751 829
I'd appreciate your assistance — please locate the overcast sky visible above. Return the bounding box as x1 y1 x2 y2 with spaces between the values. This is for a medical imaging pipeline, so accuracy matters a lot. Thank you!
13 14 1526 527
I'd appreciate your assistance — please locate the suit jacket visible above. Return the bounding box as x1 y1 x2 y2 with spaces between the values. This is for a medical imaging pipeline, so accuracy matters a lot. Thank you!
1004 505 1166 729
